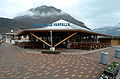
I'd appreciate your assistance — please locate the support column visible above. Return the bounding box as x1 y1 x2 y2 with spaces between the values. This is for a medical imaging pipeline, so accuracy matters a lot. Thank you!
96 35 99 43
50 30 55 51
50 31 53 47
85 35 87 43
90 35 92 42
94 35 95 42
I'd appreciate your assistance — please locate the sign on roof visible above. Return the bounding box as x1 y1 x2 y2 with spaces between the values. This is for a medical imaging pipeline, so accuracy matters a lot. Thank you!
33 19 89 31
34 23 70 27
34 19 71 27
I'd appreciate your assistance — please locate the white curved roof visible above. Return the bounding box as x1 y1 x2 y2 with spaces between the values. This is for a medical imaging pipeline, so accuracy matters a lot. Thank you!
26 19 91 31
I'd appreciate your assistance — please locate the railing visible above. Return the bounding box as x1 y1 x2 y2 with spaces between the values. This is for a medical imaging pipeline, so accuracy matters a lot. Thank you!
17 42 42 48
70 42 111 50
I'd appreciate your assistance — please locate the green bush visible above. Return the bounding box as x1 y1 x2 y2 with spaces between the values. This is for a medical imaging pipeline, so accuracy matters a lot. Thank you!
41 50 60 54
107 61 119 72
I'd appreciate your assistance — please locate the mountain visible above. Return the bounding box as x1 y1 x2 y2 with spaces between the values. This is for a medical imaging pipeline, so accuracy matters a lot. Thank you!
93 23 120 36
0 5 90 33
14 5 90 29
0 17 34 33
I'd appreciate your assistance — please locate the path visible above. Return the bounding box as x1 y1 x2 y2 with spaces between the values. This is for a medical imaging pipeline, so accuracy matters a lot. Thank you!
0 43 107 79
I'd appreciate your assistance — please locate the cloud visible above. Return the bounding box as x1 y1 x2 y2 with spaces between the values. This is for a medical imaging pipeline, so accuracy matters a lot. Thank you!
74 0 120 29
0 0 34 18
0 0 120 29
0 0 80 18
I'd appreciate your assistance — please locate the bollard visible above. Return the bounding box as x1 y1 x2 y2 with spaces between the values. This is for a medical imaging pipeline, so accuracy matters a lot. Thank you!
115 49 120 58
100 51 109 65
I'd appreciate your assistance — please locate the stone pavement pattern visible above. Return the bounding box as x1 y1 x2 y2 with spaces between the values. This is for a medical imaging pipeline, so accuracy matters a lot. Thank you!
82 46 120 63
0 43 107 79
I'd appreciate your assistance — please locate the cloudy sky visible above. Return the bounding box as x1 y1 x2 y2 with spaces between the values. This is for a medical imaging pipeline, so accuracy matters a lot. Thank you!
0 0 120 29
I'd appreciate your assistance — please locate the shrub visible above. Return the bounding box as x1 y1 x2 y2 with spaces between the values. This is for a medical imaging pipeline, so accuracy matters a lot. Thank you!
41 50 60 54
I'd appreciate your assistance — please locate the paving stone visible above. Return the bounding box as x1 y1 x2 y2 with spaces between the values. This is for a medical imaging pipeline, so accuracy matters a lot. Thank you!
92 76 97 78
1 43 120 79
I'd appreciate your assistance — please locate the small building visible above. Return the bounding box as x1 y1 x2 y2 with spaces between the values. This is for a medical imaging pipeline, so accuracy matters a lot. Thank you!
98 37 120 46
111 38 120 45
4 32 16 43
16 19 112 50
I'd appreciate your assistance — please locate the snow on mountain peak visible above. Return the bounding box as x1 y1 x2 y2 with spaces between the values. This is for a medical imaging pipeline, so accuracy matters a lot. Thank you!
115 23 120 27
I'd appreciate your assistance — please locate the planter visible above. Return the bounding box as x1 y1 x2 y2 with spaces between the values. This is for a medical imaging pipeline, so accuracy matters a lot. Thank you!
98 74 113 79
104 61 120 77
41 50 60 54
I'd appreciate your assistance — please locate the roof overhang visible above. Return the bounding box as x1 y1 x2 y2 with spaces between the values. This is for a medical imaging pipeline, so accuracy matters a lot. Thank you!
17 29 112 37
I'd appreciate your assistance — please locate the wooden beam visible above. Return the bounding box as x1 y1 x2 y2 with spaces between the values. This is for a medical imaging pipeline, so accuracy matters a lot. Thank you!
30 33 52 47
54 32 77 47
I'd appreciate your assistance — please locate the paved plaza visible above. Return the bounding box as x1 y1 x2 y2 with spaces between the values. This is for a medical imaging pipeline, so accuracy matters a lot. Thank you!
0 43 120 79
